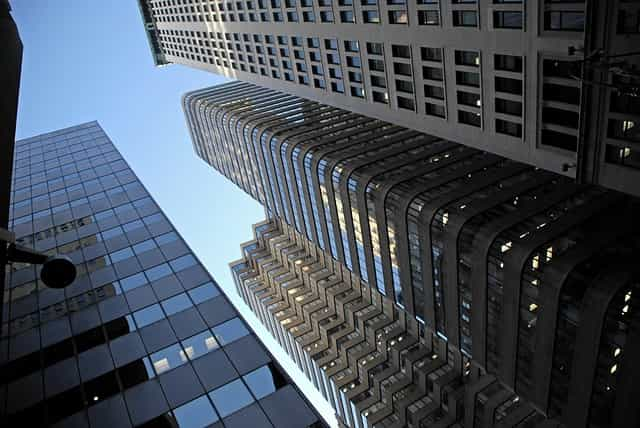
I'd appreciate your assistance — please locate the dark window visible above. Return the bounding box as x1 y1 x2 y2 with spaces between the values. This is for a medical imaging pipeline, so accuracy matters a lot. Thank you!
373 91 389 103
458 110 481 127
494 11 523 28
456 71 479 87
455 50 479 67
369 59 385 72
495 54 523 73
424 85 444 99
367 42 384 55
541 129 578 151
544 11 585 31
392 44 411 59
543 59 579 78
389 10 408 24
457 91 481 107
610 92 640 115
423 66 443 81
542 107 580 128
363 10 380 23
543 83 580 104
496 119 522 137
396 79 414 93
243 363 288 399
349 71 363 83
617 10 640 34
340 10 354 22
418 10 439 25
421 47 442 62
397 96 415 110
495 98 522 116
453 10 477 27
393 62 412 76
371 75 386 88
495 76 523 95
425 102 446 118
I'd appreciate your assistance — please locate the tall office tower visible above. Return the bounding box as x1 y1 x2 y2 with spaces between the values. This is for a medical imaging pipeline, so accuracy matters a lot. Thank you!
138 0 640 196
187 82 640 427
230 219 550 428
1 122 327 428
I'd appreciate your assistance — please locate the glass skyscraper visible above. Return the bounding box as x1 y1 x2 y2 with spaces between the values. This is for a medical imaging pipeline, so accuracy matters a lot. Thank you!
1 122 327 428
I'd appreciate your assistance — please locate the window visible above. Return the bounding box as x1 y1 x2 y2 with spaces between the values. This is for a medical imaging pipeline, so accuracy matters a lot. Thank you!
350 86 365 98
455 50 479 67
373 91 389 103
418 10 439 25
495 98 522 116
393 62 412 76
617 10 640 34
456 71 479 87
169 254 197 272
208 379 254 418
331 81 345 93
423 66 443 81
397 96 415 110
344 40 359 52
151 343 188 375
543 83 579 104
453 10 477 27
133 304 164 328
320 11 334 22
181 330 219 359
369 59 385 72
541 129 577 151
188 282 221 304
494 54 522 73
392 44 411 59
340 10 354 22
363 10 380 23
544 11 584 31
495 76 522 95
243 364 288 399
542 107 579 128
493 11 522 29
459 110 481 127
424 85 444 99
457 91 481 107
371 75 386 88
161 293 193 315
367 42 383 55
607 119 639 143
396 79 414 94
426 102 446 118
421 47 442 62
496 119 522 138
389 10 408 24
213 317 250 345
173 396 219 427
605 146 640 169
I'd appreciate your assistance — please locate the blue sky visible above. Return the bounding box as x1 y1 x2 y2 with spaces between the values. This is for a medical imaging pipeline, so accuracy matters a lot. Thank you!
10 1 336 424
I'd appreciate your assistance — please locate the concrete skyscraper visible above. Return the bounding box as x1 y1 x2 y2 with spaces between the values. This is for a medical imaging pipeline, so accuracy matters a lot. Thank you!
138 0 640 196
0 122 327 428
184 82 640 428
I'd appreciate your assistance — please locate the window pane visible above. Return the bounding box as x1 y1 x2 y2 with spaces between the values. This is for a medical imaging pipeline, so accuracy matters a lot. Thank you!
242 363 288 399
170 255 197 272
150 342 188 374
173 395 219 428
181 330 219 359
133 304 164 328
213 318 250 345
188 282 221 304
208 379 254 418
161 293 193 316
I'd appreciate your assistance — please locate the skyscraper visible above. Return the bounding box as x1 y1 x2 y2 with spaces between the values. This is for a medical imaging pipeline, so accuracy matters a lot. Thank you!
1 122 327 428
186 82 640 427
139 0 640 195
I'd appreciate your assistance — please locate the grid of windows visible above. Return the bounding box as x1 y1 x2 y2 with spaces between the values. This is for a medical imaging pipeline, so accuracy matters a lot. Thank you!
2 122 323 428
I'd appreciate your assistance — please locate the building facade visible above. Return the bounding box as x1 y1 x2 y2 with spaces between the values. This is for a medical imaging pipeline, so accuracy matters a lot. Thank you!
187 82 640 427
1 122 327 428
139 0 640 195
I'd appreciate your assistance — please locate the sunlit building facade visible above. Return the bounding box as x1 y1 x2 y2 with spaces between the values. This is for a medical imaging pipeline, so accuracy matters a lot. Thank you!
187 82 640 427
139 0 640 196
0 122 326 428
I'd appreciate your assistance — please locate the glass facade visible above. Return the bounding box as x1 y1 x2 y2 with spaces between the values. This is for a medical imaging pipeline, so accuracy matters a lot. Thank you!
1 122 325 428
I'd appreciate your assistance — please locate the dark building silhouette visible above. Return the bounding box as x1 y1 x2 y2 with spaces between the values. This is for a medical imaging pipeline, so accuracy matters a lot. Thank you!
185 82 640 427
0 122 327 428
